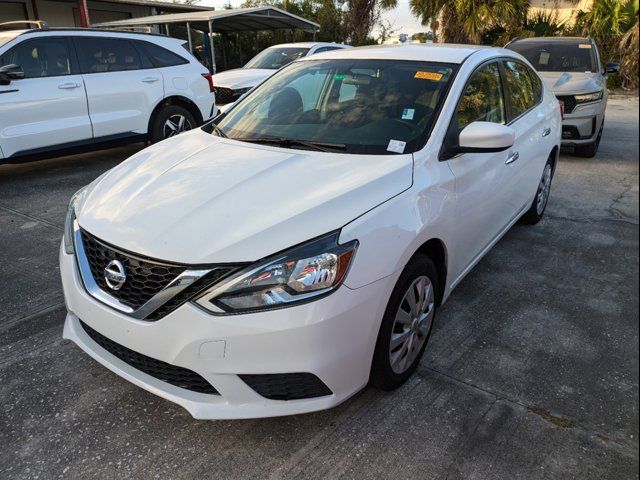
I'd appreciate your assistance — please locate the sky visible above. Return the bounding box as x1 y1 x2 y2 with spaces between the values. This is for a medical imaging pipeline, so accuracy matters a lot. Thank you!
197 0 427 39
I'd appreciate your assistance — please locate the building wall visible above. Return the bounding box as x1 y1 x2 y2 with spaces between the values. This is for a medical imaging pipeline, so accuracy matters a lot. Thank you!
1 0 152 27
529 0 594 25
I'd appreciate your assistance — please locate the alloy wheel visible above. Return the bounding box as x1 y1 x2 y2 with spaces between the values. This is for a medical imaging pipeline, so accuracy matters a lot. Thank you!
389 275 435 374
536 164 552 215
163 114 192 139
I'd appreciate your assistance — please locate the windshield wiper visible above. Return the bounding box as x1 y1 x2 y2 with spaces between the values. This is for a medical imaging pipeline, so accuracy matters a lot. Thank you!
231 136 346 153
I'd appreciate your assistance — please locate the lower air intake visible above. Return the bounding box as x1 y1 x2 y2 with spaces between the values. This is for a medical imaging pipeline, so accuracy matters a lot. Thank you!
240 373 332 401
80 320 219 395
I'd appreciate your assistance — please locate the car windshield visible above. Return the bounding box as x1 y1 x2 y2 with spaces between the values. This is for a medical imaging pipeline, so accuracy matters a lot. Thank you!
244 47 310 70
508 41 597 73
215 59 456 155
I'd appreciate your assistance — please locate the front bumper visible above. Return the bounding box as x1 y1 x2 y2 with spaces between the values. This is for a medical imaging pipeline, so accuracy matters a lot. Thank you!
60 245 393 419
560 101 605 147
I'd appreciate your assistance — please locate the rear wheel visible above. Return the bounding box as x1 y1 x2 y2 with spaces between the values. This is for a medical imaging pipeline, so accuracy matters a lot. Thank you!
370 254 438 390
521 156 554 225
149 105 195 144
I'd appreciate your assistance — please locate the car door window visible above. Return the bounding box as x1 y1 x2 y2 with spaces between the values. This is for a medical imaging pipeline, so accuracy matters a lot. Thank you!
0 37 71 78
76 37 142 73
502 60 537 120
457 62 506 130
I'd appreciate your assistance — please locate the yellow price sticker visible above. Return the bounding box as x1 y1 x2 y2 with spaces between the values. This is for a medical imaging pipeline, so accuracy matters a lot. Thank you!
415 71 443 81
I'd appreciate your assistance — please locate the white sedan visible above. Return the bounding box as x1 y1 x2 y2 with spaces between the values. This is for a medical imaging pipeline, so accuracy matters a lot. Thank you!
211 42 350 110
60 44 561 419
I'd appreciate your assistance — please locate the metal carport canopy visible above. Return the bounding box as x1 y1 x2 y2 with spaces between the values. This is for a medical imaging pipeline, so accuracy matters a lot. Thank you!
91 7 320 33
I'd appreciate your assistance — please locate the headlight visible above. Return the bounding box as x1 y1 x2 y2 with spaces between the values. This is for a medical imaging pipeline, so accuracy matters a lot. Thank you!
194 232 358 314
574 91 603 104
63 186 88 254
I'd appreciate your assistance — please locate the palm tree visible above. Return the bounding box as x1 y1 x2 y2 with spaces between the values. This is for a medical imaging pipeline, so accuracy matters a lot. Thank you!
410 0 530 44
342 0 398 45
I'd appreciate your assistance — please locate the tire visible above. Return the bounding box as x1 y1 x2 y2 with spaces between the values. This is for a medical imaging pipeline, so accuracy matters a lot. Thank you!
370 254 439 390
149 105 196 144
521 155 554 225
575 119 604 158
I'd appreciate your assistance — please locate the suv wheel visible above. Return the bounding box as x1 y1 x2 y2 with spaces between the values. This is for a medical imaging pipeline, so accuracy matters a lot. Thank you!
370 254 438 390
575 123 603 158
150 105 196 144
521 155 554 225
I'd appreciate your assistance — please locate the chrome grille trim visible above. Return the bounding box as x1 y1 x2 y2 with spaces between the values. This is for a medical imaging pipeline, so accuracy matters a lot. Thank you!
73 220 213 320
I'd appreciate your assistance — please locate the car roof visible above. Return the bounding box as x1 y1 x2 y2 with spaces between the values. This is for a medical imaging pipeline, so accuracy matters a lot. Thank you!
298 43 493 64
267 42 348 49
510 36 591 43
12 27 170 41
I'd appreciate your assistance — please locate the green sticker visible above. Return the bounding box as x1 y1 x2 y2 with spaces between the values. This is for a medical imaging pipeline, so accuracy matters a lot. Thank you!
334 74 347 80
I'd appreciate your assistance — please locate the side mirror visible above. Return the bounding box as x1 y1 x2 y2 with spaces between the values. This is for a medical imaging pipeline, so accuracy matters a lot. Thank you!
458 121 515 153
605 62 620 75
0 64 24 84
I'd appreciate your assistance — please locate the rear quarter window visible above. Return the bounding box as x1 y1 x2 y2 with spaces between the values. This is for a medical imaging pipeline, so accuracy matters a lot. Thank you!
137 41 189 68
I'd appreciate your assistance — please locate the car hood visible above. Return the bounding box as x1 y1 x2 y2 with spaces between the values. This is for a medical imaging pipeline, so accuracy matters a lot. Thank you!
77 130 413 264
211 68 274 89
538 71 604 95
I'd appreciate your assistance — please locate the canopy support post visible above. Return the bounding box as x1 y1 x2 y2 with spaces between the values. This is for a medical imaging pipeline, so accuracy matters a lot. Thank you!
208 19 216 74
186 22 193 52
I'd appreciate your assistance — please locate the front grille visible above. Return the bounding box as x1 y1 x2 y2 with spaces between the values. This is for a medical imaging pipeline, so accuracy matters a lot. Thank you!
214 86 240 105
557 95 577 114
240 373 333 401
80 320 219 395
81 230 185 310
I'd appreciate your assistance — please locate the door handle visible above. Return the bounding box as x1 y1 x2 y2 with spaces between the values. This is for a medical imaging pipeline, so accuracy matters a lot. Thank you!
542 127 552 137
58 82 81 89
141 77 159 83
505 151 520 165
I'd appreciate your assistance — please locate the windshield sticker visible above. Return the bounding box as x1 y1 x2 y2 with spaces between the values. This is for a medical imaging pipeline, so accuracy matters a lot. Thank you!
415 71 443 81
387 139 407 154
579 44 592 49
401 108 415 120
334 74 347 80
539 51 551 65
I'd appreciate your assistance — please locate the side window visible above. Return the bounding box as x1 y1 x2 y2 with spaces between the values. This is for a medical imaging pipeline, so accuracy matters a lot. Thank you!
502 60 537 120
76 37 142 73
457 62 506 130
0 38 71 78
314 46 341 54
288 70 329 111
137 41 188 68
527 64 543 103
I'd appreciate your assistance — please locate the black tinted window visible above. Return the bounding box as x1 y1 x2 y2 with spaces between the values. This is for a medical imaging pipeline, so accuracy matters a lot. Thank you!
457 62 506 129
0 38 71 78
138 41 188 68
76 38 142 73
502 60 536 120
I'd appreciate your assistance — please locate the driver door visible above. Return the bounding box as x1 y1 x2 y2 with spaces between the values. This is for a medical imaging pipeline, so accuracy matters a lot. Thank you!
0 36 92 158
445 61 518 282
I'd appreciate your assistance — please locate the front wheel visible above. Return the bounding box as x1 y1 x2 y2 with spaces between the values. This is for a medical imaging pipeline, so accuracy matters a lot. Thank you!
149 105 196 144
370 254 438 390
521 156 554 225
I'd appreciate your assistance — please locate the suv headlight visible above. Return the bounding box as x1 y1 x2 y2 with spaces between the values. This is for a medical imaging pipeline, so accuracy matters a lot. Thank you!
194 232 358 314
63 187 88 254
574 91 603 104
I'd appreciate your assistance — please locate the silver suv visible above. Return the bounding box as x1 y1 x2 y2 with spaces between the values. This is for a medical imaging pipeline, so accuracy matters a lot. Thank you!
507 37 619 157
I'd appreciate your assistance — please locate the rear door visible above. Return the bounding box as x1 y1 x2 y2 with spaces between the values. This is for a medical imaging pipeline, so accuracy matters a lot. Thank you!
74 36 164 138
0 36 91 158
500 59 549 213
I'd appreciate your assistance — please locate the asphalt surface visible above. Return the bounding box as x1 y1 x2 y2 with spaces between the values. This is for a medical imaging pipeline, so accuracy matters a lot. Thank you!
0 98 638 480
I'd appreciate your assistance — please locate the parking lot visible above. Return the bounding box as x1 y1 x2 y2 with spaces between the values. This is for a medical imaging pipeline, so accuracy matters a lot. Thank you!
0 97 638 479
